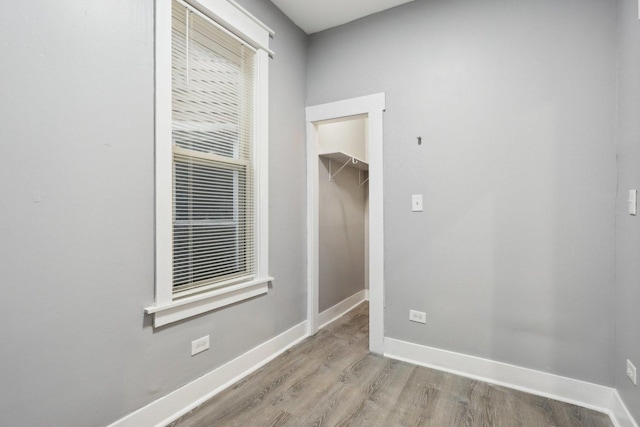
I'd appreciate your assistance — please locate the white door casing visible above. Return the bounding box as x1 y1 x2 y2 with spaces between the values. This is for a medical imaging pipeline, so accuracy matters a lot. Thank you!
305 93 385 354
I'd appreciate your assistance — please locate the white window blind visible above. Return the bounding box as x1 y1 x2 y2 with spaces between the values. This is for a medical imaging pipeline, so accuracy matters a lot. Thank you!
171 0 256 294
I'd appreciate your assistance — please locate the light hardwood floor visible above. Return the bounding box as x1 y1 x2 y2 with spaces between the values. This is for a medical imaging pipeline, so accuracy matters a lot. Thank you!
169 302 613 427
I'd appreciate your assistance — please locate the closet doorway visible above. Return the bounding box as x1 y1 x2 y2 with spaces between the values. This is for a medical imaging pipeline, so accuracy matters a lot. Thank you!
305 94 385 354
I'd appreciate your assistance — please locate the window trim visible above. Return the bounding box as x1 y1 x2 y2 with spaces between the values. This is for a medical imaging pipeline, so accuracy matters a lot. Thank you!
146 0 273 328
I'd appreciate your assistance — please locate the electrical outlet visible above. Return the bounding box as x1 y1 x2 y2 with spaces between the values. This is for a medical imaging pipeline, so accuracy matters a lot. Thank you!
627 359 637 385
191 336 210 356
409 310 426 324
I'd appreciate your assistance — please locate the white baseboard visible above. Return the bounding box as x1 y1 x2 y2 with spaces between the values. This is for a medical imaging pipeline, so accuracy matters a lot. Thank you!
108 321 309 427
107 317 638 427
364 288 369 300
610 390 639 427
318 289 366 330
384 337 637 427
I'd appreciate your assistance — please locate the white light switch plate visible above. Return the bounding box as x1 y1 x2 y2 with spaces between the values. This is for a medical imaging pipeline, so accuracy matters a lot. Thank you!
412 194 423 212
629 190 637 215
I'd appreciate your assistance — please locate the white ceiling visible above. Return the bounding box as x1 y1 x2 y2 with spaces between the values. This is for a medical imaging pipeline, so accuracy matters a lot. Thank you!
270 0 415 34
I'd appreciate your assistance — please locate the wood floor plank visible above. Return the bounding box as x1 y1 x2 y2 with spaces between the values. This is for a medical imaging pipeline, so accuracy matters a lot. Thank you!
247 307 373 426
170 302 613 427
171 335 351 426
295 354 390 426
383 365 446 426
231 340 368 425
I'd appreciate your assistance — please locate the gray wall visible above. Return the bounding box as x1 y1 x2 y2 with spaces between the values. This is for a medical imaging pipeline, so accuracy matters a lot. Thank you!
615 0 640 420
0 0 629 424
319 158 367 312
0 1 307 426
307 0 618 385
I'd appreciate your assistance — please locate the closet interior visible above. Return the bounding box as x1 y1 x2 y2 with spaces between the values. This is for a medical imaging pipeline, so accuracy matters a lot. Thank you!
317 115 370 318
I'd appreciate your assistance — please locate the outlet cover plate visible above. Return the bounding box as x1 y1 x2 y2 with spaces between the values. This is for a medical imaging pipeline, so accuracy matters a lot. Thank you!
192 336 210 356
409 309 426 324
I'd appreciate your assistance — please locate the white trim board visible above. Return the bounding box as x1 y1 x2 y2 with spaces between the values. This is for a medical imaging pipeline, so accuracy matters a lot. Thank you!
384 338 638 427
318 290 367 330
305 93 385 355
108 321 308 427
305 94 385 123
611 390 639 427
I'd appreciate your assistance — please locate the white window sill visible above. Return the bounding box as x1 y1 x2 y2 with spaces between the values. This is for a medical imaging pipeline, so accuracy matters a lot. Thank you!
145 277 273 327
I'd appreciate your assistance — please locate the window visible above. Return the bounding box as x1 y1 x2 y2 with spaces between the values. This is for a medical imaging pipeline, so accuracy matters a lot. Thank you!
147 0 273 327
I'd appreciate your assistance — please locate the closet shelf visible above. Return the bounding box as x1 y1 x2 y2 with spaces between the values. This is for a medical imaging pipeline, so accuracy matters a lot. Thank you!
319 151 368 171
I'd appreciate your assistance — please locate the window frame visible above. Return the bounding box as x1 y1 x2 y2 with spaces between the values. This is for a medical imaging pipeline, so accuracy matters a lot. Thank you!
146 0 273 327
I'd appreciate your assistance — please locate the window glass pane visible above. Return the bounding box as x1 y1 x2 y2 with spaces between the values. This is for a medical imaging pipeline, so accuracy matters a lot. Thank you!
171 1 254 161
174 161 238 222
173 223 248 289
172 155 249 291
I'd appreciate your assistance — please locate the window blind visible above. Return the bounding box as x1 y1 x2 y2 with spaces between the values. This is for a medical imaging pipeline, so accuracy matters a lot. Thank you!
171 0 255 294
